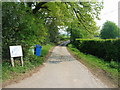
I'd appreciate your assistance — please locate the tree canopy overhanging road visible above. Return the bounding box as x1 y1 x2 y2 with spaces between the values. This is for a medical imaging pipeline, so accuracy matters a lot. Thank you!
2 1 119 88
2 2 103 59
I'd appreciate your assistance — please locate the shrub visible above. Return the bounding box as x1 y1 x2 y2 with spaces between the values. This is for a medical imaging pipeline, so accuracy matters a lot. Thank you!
74 39 120 62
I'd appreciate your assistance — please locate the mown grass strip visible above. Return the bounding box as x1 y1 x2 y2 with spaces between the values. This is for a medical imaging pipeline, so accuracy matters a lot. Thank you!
68 44 118 87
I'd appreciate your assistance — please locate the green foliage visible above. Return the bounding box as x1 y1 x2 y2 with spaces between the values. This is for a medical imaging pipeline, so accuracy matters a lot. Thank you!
2 44 53 82
66 2 103 40
2 2 48 59
33 2 103 42
2 1 104 82
59 34 70 41
74 39 120 62
100 21 119 39
68 44 118 84
47 20 60 44
2 2 103 59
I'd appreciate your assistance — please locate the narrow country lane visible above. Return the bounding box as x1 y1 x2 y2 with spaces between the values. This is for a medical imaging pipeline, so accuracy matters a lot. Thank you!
5 46 108 88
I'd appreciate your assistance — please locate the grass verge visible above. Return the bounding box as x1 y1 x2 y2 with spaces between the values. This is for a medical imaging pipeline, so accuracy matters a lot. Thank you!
2 44 54 84
67 44 119 88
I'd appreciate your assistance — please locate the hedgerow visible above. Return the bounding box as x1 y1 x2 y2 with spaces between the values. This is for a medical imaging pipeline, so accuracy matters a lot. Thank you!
74 39 120 62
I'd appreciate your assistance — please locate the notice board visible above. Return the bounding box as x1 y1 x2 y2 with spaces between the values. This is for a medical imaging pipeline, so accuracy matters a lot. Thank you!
9 45 23 58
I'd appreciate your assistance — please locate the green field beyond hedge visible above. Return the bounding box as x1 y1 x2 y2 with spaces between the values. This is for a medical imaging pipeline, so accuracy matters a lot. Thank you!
74 39 120 62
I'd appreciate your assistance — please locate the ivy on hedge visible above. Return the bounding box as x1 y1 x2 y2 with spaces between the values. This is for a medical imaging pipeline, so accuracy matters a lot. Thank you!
74 39 120 62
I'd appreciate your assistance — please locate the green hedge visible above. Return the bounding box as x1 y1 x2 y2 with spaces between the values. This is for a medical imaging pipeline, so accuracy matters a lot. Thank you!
74 39 120 62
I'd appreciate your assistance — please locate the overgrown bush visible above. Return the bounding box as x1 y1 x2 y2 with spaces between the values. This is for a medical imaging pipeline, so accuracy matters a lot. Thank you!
74 39 120 62
2 2 48 59
2 44 53 81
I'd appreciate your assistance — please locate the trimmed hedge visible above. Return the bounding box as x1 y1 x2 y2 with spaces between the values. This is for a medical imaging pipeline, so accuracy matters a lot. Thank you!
74 39 120 62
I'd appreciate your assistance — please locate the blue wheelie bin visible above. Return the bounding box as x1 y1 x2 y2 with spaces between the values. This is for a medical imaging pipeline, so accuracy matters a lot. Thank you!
35 45 42 56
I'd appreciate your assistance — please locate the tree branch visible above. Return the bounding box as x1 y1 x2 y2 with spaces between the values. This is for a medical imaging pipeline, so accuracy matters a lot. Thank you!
33 2 48 14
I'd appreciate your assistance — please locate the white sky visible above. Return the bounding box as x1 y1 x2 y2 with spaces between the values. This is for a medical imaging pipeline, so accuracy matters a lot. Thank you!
61 0 120 34
96 0 120 28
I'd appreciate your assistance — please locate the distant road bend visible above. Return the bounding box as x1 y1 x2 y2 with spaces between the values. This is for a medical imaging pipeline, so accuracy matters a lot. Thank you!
5 44 108 88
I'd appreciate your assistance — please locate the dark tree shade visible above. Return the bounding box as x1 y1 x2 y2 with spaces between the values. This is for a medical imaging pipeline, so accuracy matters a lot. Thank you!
100 21 119 39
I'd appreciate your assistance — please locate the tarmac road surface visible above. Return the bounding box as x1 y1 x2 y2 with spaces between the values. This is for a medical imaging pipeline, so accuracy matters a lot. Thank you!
5 46 108 88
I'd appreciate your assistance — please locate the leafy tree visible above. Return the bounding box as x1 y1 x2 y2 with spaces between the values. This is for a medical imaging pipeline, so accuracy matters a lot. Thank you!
100 21 119 39
2 2 48 58
2 2 103 59
28 2 103 40
63 2 103 42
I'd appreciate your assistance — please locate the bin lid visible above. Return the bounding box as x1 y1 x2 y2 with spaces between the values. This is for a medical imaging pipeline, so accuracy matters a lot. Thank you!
36 45 42 48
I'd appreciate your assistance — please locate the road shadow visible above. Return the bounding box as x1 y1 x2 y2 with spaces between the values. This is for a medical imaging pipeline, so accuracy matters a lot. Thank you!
47 52 75 64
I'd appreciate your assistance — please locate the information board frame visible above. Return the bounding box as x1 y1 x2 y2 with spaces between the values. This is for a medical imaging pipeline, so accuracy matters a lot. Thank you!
9 45 24 67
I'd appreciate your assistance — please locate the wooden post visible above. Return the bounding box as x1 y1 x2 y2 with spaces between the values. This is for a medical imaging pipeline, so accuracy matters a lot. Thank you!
9 45 24 67
20 56 24 67
11 57 14 67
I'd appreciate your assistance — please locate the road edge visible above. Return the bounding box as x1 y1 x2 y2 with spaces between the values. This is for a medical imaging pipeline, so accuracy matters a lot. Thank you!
67 47 118 88
2 46 55 88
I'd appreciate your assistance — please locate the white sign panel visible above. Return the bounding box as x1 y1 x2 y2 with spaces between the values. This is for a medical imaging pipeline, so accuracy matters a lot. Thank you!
9 45 23 57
